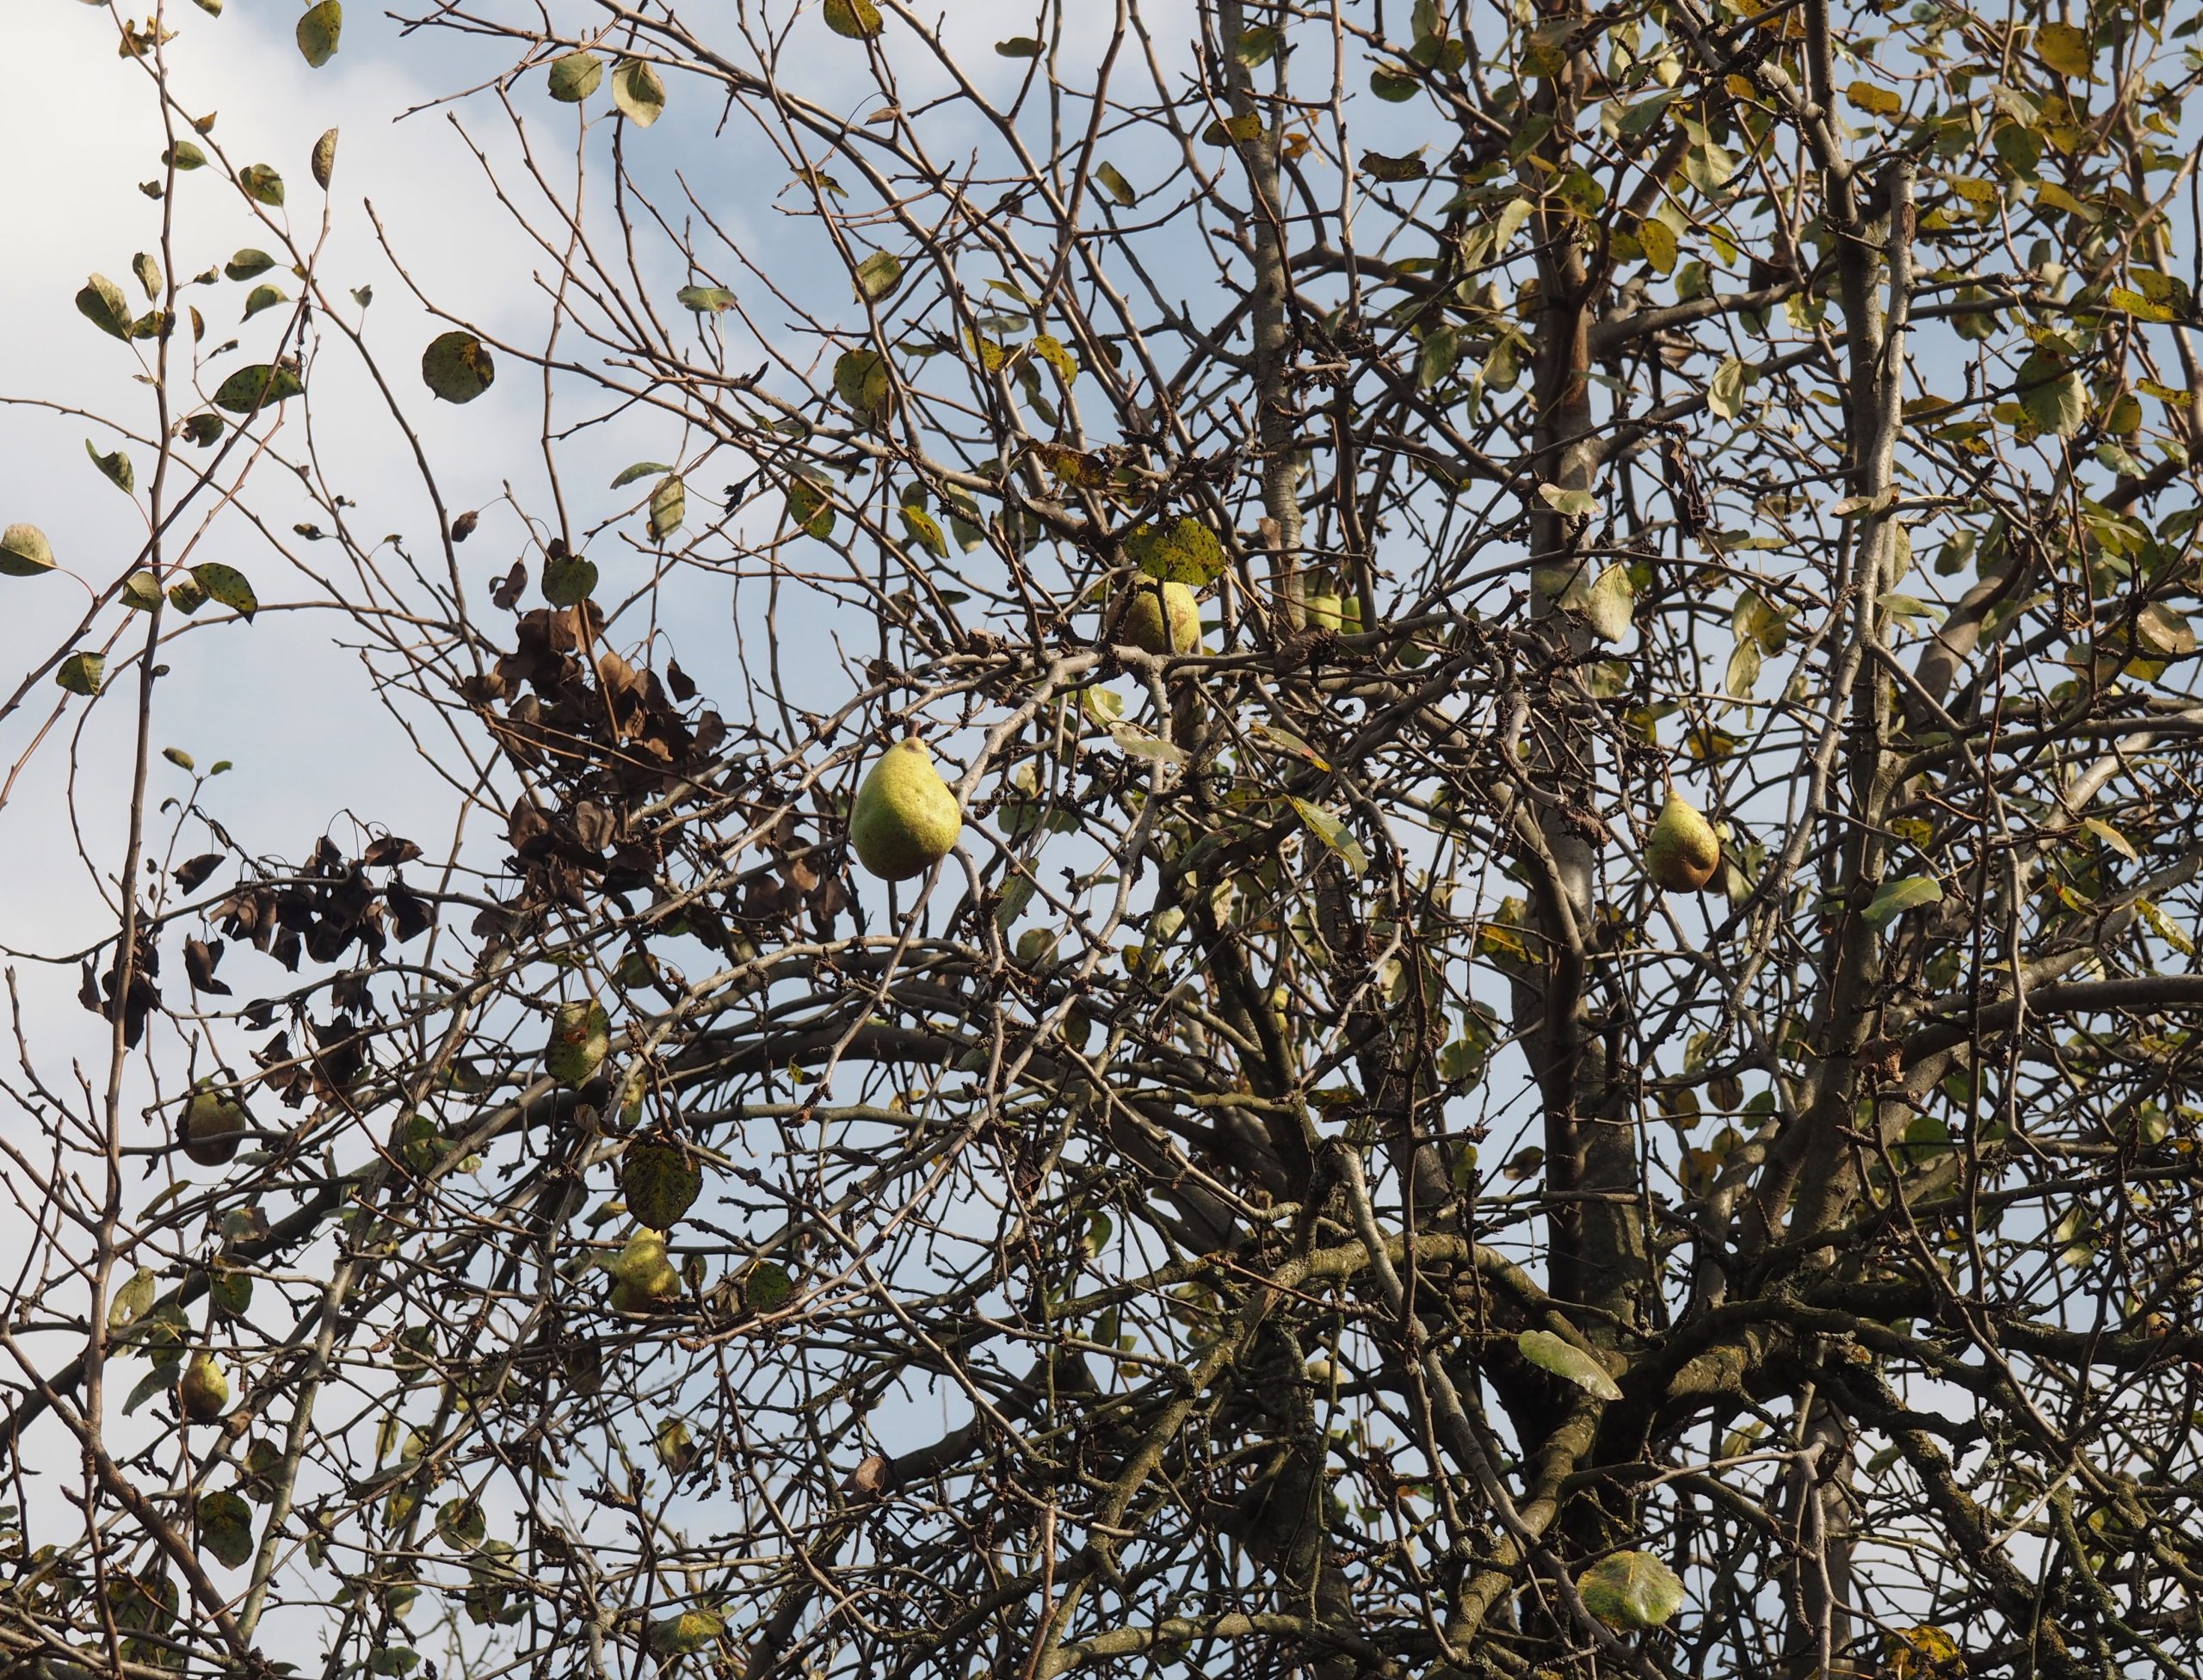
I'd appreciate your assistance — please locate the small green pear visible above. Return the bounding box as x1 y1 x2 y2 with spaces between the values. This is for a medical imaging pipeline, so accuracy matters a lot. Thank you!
181 1090 248 1166
1112 578 1201 655
1645 791 1720 892
609 1229 682 1312
178 1352 229 1424
849 738 961 881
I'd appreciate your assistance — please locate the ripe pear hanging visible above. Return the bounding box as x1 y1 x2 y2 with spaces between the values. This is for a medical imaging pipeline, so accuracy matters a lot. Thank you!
182 1090 248 1166
609 1229 682 1312
179 1352 229 1423
1303 587 1361 634
1645 791 1720 892
849 738 962 881
1113 578 1200 655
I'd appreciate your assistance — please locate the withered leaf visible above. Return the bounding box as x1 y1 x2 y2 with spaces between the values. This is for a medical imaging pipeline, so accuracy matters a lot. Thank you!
174 853 225 892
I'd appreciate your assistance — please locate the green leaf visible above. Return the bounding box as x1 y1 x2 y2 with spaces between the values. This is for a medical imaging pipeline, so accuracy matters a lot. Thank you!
1620 91 1674 137
1577 1550 1685 1628
623 1140 703 1231
546 1000 610 1086
108 1267 159 1330
996 37 1043 58
77 274 134 340
122 571 164 610
166 140 209 170
169 576 208 614
197 1491 256 1569
787 478 836 539
208 1263 251 1317
238 164 285 207
225 250 277 281
676 284 737 312
2016 352 2086 437
647 1609 725 1656
0 524 57 577
1255 722 1330 769
295 0 341 67
87 440 135 495
2138 603 2196 657
191 563 258 620
744 1261 794 1312
1862 875 1943 925
823 0 884 39
543 553 597 606
1539 483 1598 519
1361 148 1429 182
1416 324 1459 390
422 331 495 404
1707 355 1749 419
834 348 892 420
1287 798 1368 877
547 51 603 102
1108 723 1188 767
855 250 903 302
609 460 672 489
1516 1329 1622 1399
648 475 686 541
609 59 666 127
213 362 304 413
1724 638 1762 699
1236 23 1284 63
311 127 339 190
1583 564 1635 645
57 652 106 696
436 1496 486 1549
132 252 162 300
242 285 287 321
1125 516 1227 586
1095 162 1135 206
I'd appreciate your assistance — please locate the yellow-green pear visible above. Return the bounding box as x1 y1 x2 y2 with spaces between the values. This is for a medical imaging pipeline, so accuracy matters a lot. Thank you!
178 1352 229 1423
1112 578 1200 655
181 1090 247 1166
1303 590 1362 633
609 1229 682 1312
1645 791 1720 892
849 738 961 881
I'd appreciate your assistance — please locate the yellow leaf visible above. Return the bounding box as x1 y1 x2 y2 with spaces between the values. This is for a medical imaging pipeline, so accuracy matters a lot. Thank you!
1846 79 1901 118
2036 22 2092 78
2107 287 2174 323
1638 218 1677 275
2035 181 2100 223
